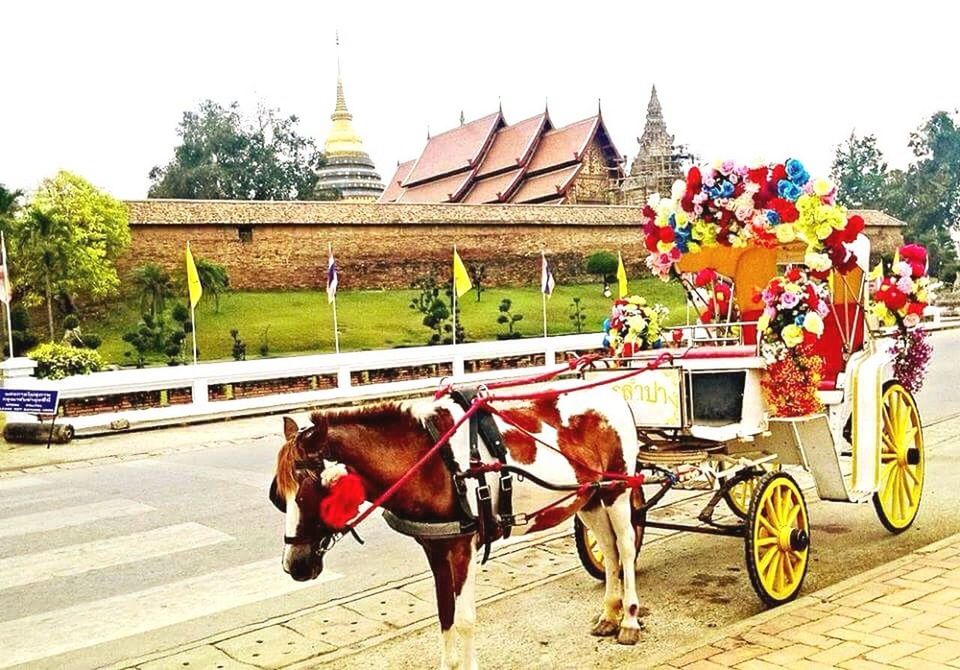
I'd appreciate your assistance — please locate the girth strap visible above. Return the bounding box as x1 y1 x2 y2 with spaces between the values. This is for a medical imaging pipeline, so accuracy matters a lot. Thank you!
450 388 514 563
382 509 475 539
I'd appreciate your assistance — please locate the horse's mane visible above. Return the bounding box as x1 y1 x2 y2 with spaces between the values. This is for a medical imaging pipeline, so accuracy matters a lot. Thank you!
276 402 423 496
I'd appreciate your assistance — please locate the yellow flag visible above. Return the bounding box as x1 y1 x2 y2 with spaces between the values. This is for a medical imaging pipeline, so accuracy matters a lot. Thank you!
453 247 472 298
616 252 628 298
868 260 883 282
185 242 203 308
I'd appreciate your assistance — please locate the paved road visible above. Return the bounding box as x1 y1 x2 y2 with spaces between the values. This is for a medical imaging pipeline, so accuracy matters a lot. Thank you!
0 330 957 669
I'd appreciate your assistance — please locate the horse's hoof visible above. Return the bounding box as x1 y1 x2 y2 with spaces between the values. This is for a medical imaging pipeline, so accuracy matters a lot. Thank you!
617 626 641 646
590 620 619 637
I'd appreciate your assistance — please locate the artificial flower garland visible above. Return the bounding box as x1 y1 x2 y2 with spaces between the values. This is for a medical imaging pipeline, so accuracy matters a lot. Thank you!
756 266 831 416
642 159 864 279
603 295 669 357
870 243 936 394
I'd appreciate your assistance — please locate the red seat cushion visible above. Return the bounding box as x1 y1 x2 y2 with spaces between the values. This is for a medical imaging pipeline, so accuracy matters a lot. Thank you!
810 302 865 386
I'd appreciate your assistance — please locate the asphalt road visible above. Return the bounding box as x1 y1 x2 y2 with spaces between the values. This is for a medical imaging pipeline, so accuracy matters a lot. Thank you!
0 329 957 669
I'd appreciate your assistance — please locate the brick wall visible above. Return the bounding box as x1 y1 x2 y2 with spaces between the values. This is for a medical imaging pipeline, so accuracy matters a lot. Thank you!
120 201 906 291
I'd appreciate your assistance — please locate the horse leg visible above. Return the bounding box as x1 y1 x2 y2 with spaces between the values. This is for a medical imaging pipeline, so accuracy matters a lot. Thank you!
419 537 475 670
454 542 479 670
606 491 642 645
577 504 622 637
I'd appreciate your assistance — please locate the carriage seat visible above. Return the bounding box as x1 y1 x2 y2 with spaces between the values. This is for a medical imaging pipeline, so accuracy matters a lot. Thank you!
679 344 757 360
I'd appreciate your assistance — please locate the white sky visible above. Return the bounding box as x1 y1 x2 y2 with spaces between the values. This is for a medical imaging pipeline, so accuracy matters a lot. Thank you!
2 0 958 200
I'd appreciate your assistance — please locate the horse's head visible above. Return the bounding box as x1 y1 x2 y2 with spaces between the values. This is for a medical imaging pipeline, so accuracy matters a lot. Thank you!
270 414 365 581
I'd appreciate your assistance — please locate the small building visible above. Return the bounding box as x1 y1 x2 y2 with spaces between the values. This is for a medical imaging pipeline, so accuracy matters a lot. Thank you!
380 107 625 205
313 67 385 201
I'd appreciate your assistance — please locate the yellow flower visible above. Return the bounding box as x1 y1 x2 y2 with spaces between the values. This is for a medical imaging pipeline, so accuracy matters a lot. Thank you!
657 240 674 253
813 178 834 197
804 251 832 272
757 313 770 333
803 312 824 336
775 224 796 243
815 222 833 240
782 324 804 348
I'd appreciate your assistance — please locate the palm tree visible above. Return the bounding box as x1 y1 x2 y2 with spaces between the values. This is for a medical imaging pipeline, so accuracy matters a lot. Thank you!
132 263 176 320
0 184 23 222
13 209 70 340
195 258 229 312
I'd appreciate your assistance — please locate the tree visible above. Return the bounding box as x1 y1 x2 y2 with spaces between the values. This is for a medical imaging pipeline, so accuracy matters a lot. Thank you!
0 184 22 226
11 171 130 340
831 132 889 209
467 263 485 302
195 258 229 312
585 251 618 292
496 298 523 339
148 100 337 200
891 111 960 280
132 263 176 320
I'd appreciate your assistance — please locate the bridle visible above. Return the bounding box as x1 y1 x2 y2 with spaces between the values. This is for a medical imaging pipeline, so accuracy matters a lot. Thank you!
270 429 361 558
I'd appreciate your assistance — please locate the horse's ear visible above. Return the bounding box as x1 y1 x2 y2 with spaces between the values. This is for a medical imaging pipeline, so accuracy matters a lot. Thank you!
309 411 329 442
282 416 299 441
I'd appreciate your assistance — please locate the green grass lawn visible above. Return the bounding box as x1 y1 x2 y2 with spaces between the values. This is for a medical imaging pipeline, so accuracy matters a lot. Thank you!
93 279 687 366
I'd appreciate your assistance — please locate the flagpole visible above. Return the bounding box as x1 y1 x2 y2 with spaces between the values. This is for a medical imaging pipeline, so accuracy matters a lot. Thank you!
190 303 198 365
329 243 340 354
1 232 13 359
541 251 548 338
452 246 458 346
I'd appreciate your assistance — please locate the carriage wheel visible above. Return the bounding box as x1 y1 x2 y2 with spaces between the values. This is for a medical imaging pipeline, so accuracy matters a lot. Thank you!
722 463 780 520
873 383 924 533
745 471 810 606
575 486 646 581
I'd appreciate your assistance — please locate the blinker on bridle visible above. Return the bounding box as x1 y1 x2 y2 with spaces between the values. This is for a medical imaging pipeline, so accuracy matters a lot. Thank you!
270 426 364 551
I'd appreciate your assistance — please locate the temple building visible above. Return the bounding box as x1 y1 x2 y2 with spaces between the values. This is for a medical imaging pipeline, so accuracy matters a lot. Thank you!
380 107 625 204
621 85 686 205
314 66 384 201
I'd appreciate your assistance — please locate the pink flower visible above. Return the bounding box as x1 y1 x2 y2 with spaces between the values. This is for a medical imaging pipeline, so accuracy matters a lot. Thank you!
780 292 800 309
816 301 830 317
896 276 913 294
721 160 736 175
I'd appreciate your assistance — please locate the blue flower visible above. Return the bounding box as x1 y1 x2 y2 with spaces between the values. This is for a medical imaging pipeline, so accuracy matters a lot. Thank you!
720 181 735 198
786 159 809 186
795 314 806 326
778 179 802 201
766 210 781 225
674 225 692 252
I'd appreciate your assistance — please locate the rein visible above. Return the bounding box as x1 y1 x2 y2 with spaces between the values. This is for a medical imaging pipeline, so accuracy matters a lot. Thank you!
336 351 673 536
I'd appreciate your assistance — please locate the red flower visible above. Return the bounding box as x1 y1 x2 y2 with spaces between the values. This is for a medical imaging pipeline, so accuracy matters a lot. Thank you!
658 226 676 243
771 164 788 183
881 287 908 311
907 301 925 316
694 268 717 287
769 197 799 223
899 244 928 278
319 473 366 530
803 330 819 346
700 309 713 324
786 266 801 282
687 166 702 190
747 167 769 184
844 215 865 243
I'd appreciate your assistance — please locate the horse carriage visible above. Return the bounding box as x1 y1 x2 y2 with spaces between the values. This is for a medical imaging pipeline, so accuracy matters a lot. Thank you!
573 234 926 606
269 158 934 668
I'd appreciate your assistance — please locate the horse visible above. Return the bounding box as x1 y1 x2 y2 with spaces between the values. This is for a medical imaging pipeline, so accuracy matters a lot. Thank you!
270 385 642 669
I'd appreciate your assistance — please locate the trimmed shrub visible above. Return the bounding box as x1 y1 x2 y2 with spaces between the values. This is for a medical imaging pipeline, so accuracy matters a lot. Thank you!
29 343 104 380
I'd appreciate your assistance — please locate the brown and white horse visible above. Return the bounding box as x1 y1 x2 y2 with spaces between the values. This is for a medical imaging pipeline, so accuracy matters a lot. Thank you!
271 385 642 669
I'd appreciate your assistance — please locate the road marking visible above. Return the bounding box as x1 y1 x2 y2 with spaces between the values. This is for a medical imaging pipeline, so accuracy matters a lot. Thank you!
0 487 94 513
0 522 232 591
0 476 46 491
0 499 154 539
0 558 341 668
118 459 271 489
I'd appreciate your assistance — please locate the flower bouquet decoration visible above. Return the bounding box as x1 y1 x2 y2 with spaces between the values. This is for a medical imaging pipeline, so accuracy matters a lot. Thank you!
603 295 670 358
642 159 864 279
756 266 832 416
869 244 935 394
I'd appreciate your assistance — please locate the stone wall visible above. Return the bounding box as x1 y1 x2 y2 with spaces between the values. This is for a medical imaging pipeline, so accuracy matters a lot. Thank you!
121 201 906 291
121 201 652 290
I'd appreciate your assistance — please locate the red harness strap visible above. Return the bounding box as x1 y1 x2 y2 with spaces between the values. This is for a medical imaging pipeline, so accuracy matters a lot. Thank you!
342 351 672 534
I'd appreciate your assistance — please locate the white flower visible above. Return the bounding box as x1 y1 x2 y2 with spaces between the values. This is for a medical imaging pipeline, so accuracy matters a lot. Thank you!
320 462 348 488
671 179 687 201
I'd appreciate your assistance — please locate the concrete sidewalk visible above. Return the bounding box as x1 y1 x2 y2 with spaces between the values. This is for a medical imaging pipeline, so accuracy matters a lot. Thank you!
655 532 960 669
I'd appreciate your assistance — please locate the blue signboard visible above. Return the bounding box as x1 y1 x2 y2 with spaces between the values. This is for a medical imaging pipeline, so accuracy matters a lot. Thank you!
0 388 59 414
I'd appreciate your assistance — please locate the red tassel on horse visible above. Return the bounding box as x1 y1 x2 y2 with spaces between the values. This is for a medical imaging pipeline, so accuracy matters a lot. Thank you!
319 473 366 529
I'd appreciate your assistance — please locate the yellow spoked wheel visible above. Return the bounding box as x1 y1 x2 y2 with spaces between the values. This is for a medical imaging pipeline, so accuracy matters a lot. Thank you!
722 463 781 520
745 471 810 606
873 383 924 533
575 487 646 581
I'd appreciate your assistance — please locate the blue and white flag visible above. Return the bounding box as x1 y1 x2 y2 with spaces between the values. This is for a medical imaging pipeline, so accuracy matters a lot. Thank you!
326 249 339 304
541 252 555 297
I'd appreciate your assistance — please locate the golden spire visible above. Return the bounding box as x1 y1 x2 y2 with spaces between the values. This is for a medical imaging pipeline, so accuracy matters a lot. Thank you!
324 32 365 157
